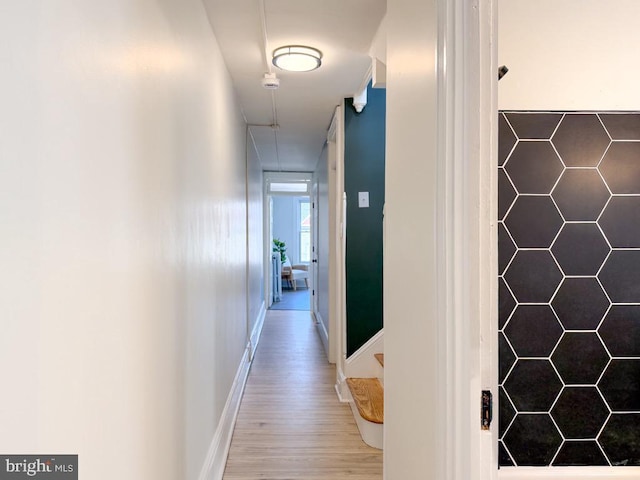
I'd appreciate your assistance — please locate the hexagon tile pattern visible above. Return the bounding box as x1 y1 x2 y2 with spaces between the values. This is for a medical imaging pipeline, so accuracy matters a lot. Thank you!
499 111 640 467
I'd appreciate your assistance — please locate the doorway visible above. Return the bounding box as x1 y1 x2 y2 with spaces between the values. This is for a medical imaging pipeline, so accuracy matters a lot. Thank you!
491 1 640 478
264 172 314 312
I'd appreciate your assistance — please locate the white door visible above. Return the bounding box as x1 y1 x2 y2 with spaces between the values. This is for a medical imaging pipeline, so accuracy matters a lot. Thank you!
311 179 319 315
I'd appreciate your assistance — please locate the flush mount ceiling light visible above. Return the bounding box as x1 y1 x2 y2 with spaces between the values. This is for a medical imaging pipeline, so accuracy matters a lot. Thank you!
272 45 322 72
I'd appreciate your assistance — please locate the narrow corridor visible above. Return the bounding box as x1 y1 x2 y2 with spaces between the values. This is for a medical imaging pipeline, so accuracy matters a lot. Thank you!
223 310 382 479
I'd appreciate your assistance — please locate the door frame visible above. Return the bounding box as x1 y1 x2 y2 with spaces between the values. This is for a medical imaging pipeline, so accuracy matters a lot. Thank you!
462 0 640 479
311 178 318 315
263 171 314 311
432 0 497 477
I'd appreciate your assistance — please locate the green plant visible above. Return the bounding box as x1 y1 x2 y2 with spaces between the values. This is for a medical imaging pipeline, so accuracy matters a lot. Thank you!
273 238 287 263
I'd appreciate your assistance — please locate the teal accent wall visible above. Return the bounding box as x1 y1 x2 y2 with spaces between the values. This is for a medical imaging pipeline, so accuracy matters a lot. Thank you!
344 82 386 356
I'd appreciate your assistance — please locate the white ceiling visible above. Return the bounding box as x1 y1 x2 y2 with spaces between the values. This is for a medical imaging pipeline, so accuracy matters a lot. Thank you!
202 0 386 172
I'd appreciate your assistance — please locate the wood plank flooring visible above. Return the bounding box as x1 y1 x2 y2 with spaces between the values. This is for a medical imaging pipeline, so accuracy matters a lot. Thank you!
223 310 382 480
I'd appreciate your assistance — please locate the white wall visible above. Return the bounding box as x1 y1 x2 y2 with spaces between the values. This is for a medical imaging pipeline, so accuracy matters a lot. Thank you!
247 132 265 338
0 2 261 479
499 0 640 110
385 0 439 478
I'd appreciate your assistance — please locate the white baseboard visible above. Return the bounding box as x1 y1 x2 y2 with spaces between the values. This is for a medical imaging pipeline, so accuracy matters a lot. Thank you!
249 302 267 361
334 368 349 402
315 311 330 359
198 303 267 480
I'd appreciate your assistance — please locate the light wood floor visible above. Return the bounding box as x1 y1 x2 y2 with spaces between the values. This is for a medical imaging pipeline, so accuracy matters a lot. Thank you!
223 309 383 480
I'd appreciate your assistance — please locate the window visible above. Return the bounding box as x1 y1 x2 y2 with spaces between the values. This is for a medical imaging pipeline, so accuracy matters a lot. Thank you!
270 182 308 193
299 200 311 263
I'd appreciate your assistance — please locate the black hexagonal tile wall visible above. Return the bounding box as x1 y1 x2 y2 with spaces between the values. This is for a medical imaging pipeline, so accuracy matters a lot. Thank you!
551 333 609 385
498 223 516 275
504 306 563 357
499 113 517 166
499 333 516 382
599 414 640 465
600 113 640 140
503 414 562 466
551 223 610 276
599 306 640 357
499 110 640 467
599 196 640 247
551 278 610 330
504 142 564 194
551 169 610 221
551 387 609 439
599 251 640 303
498 169 516 221
552 114 611 167
505 112 563 139
600 143 640 194
553 441 609 466
499 278 516 329
504 251 563 303
499 442 515 466
504 196 563 248
504 360 562 411
500 387 516 437
599 360 640 411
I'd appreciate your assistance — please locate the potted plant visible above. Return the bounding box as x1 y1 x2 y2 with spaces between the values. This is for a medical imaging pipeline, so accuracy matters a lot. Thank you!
273 238 287 263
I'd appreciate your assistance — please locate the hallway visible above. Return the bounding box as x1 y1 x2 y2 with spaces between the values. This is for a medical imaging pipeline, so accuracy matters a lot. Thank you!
223 310 382 479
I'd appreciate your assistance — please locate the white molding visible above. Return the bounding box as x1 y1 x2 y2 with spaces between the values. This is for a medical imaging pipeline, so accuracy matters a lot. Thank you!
354 64 373 100
352 64 372 113
372 58 387 89
335 329 384 404
334 368 348 403
436 0 495 479
480 2 499 479
352 87 368 113
333 101 347 391
344 329 384 379
327 109 337 143
249 302 267 361
198 306 266 480
197 346 251 480
315 311 329 358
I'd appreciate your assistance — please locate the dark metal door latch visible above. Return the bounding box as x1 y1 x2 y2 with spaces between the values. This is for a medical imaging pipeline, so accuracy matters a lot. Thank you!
482 390 493 430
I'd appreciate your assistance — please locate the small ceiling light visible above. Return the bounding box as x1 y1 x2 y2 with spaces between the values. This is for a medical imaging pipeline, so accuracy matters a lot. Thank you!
272 45 322 72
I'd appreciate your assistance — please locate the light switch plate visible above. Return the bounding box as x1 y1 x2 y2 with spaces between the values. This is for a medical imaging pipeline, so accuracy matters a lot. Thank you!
358 191 369 208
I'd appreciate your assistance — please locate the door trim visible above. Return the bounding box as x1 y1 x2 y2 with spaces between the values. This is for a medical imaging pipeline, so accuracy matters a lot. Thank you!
436 0 498 478
263 171 313 310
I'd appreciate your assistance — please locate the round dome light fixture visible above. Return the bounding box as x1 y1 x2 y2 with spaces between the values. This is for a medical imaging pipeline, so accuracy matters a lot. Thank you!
272 45 322 72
